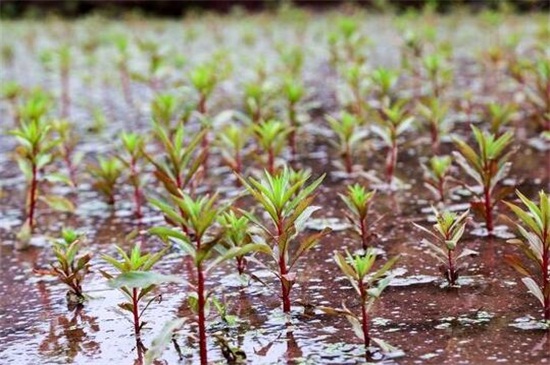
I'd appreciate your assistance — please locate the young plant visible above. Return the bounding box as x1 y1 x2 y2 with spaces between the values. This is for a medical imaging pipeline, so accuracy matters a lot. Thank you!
372 101 415 185
190 63 220 115
89 156 123 205
417 97 451 148
52 119 82 187
339 184 376 250
100 244 173 357
334 249 397 350
252 120 290 175
11 118 68 235
504 190 550 323
486 102 517 136
413 208 475 286
282 78 305 157
453 126 514 234
218 210 254 276
36 228 91 305
217 122 250 182
119 132 146 218
149 193 259 365
151 93 178 130
239 168 330 313
421 155 453 202
370 67 399 102
146 123 206 192
326 112 367 174
422 53 452 98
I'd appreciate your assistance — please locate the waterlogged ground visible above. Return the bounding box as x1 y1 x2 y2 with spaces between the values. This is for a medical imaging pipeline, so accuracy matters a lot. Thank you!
1 9 550 365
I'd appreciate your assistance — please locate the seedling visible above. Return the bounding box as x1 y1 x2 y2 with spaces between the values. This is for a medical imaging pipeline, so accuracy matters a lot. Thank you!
421 155 453 202
11 118 71 236
118 132 146 218
372 101 415 185
340 63 369 120
17 89 52 123
149 193 260 365
334 249 397 350
504 190 550 323
190 62 220 115
339 184 376 250
151 93 178 130
282 78 305 157
371 67 399 102
37 228 91 305
217 122 251 181
422 53 452 98
486 102 517 136
218 210 254 276
413 208 475 286
244 79 273 123
417 97 450 148
326 112 367 174
239 168 330 313
146 123 206 192
252 120 291 175
453 126 514 234
89 156 123 205
52 119 82 187
101 244 173 356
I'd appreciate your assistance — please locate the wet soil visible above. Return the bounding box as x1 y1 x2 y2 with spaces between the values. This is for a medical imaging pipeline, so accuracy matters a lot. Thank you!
1 10 550 365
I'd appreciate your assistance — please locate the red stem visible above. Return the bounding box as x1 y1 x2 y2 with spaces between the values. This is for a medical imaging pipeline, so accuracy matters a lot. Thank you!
130 159 142 219
360 218 368 250
447 249 456 286
196 237 208 365
344 144 353 174
132 288 141 342
289 103 297 157
386 140 397 184
277 217 291 313
358 280 370 348
483 185 494 234
28 162 38 232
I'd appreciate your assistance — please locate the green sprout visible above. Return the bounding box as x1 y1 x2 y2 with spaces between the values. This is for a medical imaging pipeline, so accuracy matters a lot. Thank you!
239 168 330 313
371 67 399 102
505 190 550 323
36 228 91 306
452 125 514 235
486 102 517 136
101 243 173 358
118 132 146 218
217 122 251 182
421 155 453 202
417 97 451 148
334 249 398 351
89 156 123 205
339 184 376 250
11 118 73 239
151 93 179 130
281 78 306 157
372 100 415 185
218 210 255 276
422 52 452 98
252 120 290 175
413 208 476 286
149 193 260 365
326 111 367 174
52 119 82 187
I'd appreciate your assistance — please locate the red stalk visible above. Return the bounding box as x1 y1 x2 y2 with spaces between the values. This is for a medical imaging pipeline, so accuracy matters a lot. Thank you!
277 218 291 313
344 144 353 174
386 140 397 184
267 148 275 176
195 236 208 365
61 66 70 118
28 162 38 232
483 185 493 234
358 280 370 348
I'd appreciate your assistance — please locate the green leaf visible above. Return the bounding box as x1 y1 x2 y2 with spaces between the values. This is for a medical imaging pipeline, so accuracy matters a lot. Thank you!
40 195 75 213
521 277 545 307
109 271 184 289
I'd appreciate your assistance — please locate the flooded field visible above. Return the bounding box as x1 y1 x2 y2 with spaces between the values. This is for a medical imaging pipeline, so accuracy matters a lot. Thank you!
1 5 549 365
